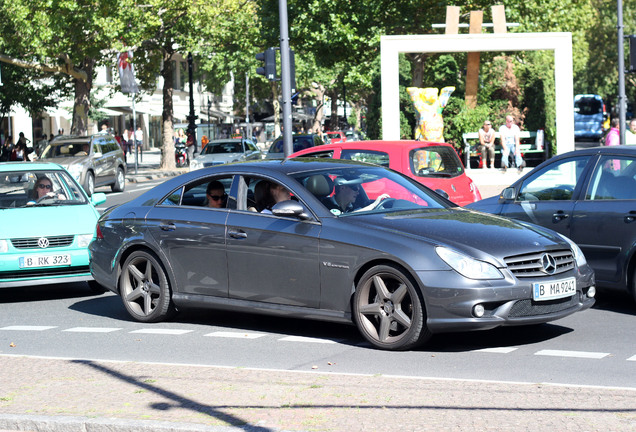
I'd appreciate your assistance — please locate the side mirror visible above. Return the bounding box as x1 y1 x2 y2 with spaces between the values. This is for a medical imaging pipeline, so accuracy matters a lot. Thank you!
271 200 311 220
91 192 107 206
434 189 449 200
501 187 516 201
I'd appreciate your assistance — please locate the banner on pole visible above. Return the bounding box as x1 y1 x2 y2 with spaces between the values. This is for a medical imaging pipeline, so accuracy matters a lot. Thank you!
118 51 139 94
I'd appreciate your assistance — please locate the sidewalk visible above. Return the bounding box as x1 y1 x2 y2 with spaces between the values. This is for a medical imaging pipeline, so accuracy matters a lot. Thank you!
466 166 531 199
0 356 634 432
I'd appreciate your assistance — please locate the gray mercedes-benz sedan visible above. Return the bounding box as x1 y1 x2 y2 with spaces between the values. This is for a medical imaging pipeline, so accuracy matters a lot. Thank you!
89 159 595 350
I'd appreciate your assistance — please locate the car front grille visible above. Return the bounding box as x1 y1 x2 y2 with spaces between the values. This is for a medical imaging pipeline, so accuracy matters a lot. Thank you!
11 236 74 249
504 249 574 278
0 265 90 280
508 295 579 318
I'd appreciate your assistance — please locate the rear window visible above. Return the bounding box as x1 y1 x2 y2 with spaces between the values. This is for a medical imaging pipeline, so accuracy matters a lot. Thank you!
341 150 390 167
409 146 464 178
269 137 316 154
575 98 602 115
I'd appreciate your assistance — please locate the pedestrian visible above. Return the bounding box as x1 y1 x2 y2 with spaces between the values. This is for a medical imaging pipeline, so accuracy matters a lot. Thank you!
626 118 636 145
499 115 525 173
478 120 496 169
185 132 197 164
1 135 13 162
604 117 620 146
134 126 144 161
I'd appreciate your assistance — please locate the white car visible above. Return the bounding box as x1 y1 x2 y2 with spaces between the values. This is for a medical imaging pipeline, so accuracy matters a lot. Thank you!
189 138 263 171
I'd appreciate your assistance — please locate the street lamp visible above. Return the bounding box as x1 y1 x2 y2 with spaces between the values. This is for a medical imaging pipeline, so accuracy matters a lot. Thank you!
207 96 211 141
186 52 198 151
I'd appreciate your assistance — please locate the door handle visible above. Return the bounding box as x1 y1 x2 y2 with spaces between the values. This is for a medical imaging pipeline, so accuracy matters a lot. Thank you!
625 211 636 223
552 211 569 221
159 223 176 231
228 229 248 239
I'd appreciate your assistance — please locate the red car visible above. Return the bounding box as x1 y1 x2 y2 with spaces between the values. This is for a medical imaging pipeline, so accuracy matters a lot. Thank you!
290 140 482 206
325 131 347 144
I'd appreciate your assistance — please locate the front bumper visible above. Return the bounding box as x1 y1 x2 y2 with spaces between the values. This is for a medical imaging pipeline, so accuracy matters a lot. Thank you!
418 265 595 333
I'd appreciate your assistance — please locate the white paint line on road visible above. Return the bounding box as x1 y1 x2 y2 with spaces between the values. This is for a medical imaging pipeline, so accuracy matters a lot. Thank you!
0 326 57 331
63 327 122 333
472 347 518 354
627 355 636 362
204 331 265 339
535 349 610 359
129 329 193 335
278 336 338 344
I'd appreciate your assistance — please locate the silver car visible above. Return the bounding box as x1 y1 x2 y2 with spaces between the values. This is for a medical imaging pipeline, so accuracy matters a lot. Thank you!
189 138 263 171
40 133 126 196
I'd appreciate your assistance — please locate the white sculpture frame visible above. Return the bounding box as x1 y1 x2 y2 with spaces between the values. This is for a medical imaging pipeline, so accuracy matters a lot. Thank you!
380 32 574 154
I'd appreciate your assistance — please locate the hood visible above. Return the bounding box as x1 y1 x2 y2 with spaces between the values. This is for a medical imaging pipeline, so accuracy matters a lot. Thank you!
196 153 242 164
345 207 567 262
42 156 88 168
0 204 99 239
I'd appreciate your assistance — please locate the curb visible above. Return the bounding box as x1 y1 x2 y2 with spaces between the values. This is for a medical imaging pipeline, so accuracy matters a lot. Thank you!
0 414 289 432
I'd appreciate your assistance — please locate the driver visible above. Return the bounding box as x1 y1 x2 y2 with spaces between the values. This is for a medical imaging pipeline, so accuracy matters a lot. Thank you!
32 176 54 200
330 179 389 213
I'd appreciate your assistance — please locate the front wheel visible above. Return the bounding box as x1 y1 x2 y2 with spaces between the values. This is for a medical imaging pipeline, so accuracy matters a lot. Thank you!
353 264 430 350
119 250 175 323
84 171 95 197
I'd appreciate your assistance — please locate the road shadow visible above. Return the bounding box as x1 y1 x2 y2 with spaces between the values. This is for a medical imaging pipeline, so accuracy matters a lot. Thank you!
0 282 102 304
591 290 636 315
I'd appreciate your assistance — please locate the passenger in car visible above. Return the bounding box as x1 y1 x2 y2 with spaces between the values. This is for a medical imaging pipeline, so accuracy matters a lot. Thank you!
205 180 226 208
252 180 292 214
326 179 390 213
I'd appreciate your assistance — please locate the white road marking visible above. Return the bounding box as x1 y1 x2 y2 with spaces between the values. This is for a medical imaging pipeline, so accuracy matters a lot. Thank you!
204 331 265 339
0 326 57 331
627 355 636 362
63 327 121 333
472 347 518 354
535 349 610 359
129 329 193 335
278 336 338 344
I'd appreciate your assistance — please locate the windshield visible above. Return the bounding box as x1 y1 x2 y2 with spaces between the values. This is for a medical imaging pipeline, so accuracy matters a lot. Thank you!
202 141 243 155
269 137 315 154
293 166 447 216
574 98 602 115
409 145 464 178
41 141 91 158
0 170 88 208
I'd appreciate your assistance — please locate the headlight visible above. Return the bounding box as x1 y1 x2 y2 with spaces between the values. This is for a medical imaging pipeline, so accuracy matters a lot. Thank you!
189 160 202 171
67 164 83 180
0 240 7 253
557 233 587 267
436 246 504 280
77 234 93 248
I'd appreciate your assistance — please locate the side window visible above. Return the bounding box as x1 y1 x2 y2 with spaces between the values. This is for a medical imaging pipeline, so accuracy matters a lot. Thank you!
341 149 390 167
296 150 334 159
517 156 589 201
159 176 233 208
246 141 257 152
160 187 184 206
238 175 295 214
587 156 636 200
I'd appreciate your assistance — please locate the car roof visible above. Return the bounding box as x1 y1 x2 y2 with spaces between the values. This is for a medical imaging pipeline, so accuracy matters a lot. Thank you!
552 146 636 158
0 162 65 172
290 139 453 156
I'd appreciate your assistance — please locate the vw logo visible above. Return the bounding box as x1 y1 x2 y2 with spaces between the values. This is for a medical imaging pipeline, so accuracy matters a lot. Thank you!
540 253 557 275
37 237 50 249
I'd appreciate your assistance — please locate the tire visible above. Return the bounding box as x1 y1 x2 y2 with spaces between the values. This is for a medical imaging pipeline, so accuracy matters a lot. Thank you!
119 250 175 323
87 280 107 294
111 167 125 192
84 171 95 197
353 264 431 350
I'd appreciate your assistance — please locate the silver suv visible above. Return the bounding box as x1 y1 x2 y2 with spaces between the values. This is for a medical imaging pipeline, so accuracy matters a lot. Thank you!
40 133 126 196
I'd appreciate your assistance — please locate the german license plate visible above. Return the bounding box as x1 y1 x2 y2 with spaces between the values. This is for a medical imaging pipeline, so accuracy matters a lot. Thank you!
19 254 71 268
532 277 576 301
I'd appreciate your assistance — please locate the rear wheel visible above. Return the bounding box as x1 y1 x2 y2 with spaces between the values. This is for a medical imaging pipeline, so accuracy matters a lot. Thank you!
84 171 95 196
353 264 431 350
111 167 125 192
119 250 175 323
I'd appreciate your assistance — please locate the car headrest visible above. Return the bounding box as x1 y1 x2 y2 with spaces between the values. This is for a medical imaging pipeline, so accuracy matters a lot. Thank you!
305 175 333 197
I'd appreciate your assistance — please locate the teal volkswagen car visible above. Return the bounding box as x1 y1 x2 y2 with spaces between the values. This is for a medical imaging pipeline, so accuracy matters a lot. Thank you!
0 162 106 289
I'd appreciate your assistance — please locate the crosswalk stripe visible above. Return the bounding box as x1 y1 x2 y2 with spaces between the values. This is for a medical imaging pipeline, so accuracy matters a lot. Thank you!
627 355 636 362
204 331 265 339
63 327 121 333
129 329 192 335
472 347 518 354
0 326 57 331
278 336 337 344
535 349 609 359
